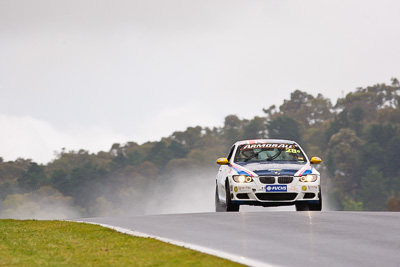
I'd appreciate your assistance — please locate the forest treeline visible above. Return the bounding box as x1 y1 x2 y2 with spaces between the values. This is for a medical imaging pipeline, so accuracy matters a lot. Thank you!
1 78 400 218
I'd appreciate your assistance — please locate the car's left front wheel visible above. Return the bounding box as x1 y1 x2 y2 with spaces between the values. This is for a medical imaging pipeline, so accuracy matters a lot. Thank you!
308 192 322 211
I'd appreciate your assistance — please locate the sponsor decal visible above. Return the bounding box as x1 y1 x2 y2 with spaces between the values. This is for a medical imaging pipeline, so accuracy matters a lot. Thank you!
285 148 300 154
268 169 281 175
302 186 307 191
268 169 282 172
266 185 287 192
234 186 238 192
241 143 295 150
288 186 298 192
238 186 252 191
307 185 318 190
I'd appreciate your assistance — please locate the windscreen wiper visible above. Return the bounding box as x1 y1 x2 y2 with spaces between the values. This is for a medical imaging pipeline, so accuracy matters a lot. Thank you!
244 151 262 162
266 150 282 161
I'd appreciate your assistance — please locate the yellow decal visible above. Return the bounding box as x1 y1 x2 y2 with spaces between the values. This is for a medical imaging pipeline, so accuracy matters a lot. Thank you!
285 148 298 154
302 186 307 191
234 186 238 192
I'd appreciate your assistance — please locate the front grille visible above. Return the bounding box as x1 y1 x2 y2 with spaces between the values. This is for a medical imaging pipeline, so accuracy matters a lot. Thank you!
278 176 293 184
259 176 294 184
236 193 250 199
256 193 297 201
304 193 315 199
259 177 275 184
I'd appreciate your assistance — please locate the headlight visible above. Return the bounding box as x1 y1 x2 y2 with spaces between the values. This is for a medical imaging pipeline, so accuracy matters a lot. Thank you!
233 175 253 183
299 174 318 182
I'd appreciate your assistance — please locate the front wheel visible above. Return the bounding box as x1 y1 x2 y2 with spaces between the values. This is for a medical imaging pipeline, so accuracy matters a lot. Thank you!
225 180 240 212
308 192 322 211
215 185 225 212
295 202 309 211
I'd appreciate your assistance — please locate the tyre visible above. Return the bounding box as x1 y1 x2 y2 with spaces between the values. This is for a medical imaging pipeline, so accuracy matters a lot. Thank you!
295 202 309 211
308 192 322 211
215 185 225 212
225 180 240 212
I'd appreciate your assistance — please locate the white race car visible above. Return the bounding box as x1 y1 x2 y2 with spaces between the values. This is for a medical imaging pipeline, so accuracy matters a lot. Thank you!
215 139 322 212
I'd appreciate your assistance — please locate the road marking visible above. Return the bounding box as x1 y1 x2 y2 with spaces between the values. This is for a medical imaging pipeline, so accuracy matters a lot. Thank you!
76 220 278 267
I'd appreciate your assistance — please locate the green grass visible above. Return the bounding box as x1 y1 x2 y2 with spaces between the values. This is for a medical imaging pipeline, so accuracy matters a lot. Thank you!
0 220 243 266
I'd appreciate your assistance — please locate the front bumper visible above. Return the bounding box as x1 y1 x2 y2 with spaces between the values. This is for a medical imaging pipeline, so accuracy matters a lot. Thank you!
229 176 320 207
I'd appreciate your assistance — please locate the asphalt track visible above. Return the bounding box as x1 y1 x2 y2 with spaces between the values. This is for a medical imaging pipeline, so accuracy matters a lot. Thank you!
79 212 400 267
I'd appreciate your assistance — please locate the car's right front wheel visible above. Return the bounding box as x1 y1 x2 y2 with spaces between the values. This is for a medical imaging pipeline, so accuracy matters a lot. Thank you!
215 184 225 212
225 180 240 212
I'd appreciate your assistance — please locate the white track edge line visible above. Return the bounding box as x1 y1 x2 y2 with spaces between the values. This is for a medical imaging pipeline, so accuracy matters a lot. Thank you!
75 220 278 267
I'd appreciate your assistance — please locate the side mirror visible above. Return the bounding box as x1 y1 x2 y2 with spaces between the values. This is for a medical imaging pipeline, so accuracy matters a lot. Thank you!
310 156 322 164
216 157 229 165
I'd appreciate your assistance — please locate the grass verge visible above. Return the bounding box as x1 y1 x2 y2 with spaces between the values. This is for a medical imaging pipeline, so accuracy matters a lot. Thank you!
0 220 243 266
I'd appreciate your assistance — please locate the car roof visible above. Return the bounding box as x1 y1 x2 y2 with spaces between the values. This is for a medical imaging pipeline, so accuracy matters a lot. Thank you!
233 139 298 146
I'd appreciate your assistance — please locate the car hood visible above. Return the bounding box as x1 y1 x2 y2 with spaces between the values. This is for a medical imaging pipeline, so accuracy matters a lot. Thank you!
234 162 307 176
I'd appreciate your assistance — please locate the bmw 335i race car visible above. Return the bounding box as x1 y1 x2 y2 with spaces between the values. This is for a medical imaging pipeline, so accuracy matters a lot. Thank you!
215 139 322 212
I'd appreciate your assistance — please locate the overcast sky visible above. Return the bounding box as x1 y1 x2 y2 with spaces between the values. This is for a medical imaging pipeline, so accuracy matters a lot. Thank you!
1 0 399 163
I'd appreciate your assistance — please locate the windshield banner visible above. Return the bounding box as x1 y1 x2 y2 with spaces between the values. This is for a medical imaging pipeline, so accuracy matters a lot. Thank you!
241 143 295 150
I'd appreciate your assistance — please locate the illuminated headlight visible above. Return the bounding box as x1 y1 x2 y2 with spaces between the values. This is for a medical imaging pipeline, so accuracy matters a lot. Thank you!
233 175 253 183
299 174 318 182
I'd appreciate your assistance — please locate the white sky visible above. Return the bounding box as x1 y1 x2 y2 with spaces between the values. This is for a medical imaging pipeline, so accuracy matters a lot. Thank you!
1 0 399 163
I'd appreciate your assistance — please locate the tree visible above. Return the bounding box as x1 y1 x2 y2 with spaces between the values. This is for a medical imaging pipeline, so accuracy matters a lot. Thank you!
172 126 202 149
342 197 363 211
126 150 145 166
222 115 244 145
169 140 189 159
110 152 128 170
349 106 365 122
263 105 277 117
326 128 362 197
361 124 400 180
387 193 400 211
361 167 387 211
267 116 301 142
68 163 107 210
17 162 48 192
335 82 400 122
243 116 267 139
278 91 333 126
50 169 69 195
391 77 399 87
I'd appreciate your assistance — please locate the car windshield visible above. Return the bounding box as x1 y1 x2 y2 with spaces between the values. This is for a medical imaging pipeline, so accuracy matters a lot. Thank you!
234 143 306 163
